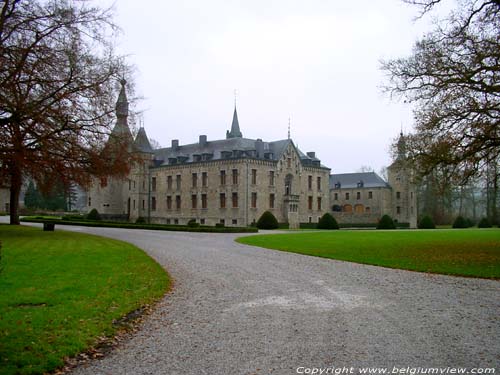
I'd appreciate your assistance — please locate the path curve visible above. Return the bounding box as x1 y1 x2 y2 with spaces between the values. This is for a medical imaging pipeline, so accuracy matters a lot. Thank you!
53 226 499 374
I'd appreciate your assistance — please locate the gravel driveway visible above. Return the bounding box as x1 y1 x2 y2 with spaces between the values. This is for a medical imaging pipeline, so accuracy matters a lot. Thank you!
50 226 499 374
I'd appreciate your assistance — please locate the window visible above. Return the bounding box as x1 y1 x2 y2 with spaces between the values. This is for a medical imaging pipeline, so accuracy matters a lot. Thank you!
251 169 257 184
143 180 145 190
175 195 181 210
167 176 172 190
88 197 91 206
356 192 361 200
166 218 171 224
174 219 178 225
100 177 107 187
202 172 208 187
232 192 238 208
251 192 257 208
151 196 156 211
368 191 373 199
133 180 136 189
287 158 291 168
220 170 226 185
345 192 350 200
366 207 371 213
317 176 321 191
232 219 237 225
133 199 135 209
200 218 205 225
269 171 275 186
128 180 131 190
220 219 225 225
232 169 238 185
151 177 156 192
201 194 207 209
166 196 172 210
192 173 197 188
334 193 338 200
308 196 313 210
410 192 413 200
317 197 322 210
396 191 401 199
308 176 313 190
220 193 226 208
176 174 181 190
396 206 401 214
142 200 145 210
191 194 197 209
269 193 275 209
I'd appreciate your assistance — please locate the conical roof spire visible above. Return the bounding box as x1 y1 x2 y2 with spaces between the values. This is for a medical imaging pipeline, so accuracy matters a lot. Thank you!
396 131 407 160
134 127 153 153
226 106 242 139
110 79 133 144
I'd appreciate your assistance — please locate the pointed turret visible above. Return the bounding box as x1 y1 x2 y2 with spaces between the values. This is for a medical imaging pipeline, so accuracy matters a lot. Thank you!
134 126 153 153
110 79 133 143
226 106 242 139
396 131 407 160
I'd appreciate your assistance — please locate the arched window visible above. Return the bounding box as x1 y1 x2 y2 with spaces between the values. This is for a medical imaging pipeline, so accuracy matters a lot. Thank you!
332 205 342 212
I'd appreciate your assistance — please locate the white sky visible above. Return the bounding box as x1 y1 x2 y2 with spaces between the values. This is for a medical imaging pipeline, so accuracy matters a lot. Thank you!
105 0 449 174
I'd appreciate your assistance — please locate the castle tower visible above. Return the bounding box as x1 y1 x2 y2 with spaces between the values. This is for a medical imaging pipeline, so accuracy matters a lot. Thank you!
226 106 243 139
387 132 418 228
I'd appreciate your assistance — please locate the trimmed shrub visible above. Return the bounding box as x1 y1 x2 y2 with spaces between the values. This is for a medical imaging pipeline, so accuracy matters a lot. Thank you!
135 217 146 224
418 215 435 229
477 218 492 228
62 214 86 221
465 218 475 228
377 214 396 229
256 211 279 229
452 216 468 228
215 223 225 228
86 208 101 221
187 219 200 228
317 213 339 230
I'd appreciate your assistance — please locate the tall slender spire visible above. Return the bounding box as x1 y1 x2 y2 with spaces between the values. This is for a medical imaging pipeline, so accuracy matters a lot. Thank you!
226 96 243 139
288 117 291 139
110 78 133 143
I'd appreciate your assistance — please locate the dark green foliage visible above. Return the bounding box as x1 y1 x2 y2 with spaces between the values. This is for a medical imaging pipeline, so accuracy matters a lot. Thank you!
452 216 469 228
418 215 435 229
86 209 101 221
317 213 339 230
465 218 475 228
187 219 200 228
377 214 396 229
256 211 279 229
478 218 492 228
24 180 42 209
21 218 258 233
62 214 86 221
299 223 317 229
135 217 146 224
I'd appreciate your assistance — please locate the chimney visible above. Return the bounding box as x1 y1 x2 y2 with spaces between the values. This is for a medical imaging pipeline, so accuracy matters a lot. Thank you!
307 152 316 158
199 135 207 145
171 139 179 149
255 139 264 158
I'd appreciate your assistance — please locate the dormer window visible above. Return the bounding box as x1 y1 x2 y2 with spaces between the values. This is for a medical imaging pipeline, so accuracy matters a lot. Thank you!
334 182 341 189
357 180 364 188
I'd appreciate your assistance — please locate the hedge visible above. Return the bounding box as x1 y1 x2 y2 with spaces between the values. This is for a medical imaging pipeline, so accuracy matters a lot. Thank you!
20 218 258 233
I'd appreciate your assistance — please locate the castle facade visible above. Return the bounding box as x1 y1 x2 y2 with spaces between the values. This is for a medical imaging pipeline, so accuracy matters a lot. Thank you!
87 82 417 228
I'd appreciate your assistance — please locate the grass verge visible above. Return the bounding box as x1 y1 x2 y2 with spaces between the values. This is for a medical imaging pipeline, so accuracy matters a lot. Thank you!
237 229 500 278
0 225 169 375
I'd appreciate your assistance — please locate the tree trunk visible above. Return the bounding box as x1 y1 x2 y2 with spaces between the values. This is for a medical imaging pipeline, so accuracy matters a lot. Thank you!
9 163 21 225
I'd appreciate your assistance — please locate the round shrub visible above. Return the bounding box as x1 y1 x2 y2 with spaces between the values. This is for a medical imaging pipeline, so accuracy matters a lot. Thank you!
187 219 200 228
418 215 435 229
465 218 475 228
317 213 339 230
477 218 492 228
86 208 101 221
256 211 279 229
377 214 395 229
452 216 468 228
135 217 146 224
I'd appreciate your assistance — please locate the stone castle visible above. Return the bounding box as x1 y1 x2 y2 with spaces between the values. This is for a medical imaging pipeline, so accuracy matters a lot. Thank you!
87 81 417 228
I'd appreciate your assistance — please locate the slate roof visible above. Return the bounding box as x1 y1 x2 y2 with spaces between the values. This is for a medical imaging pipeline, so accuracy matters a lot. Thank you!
329 172 389 189
134 127 153 153
151 137 326 168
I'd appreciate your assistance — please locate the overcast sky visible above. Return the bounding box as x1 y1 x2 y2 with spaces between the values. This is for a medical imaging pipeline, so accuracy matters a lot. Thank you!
105 0 449 174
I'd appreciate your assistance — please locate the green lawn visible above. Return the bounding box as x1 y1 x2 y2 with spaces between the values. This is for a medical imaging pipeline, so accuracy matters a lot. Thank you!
237 229 500 278
0 225 169 375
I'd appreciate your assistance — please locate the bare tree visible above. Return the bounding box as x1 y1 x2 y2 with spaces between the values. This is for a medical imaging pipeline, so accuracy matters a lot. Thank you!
0 0 133 224
382 0 500 223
